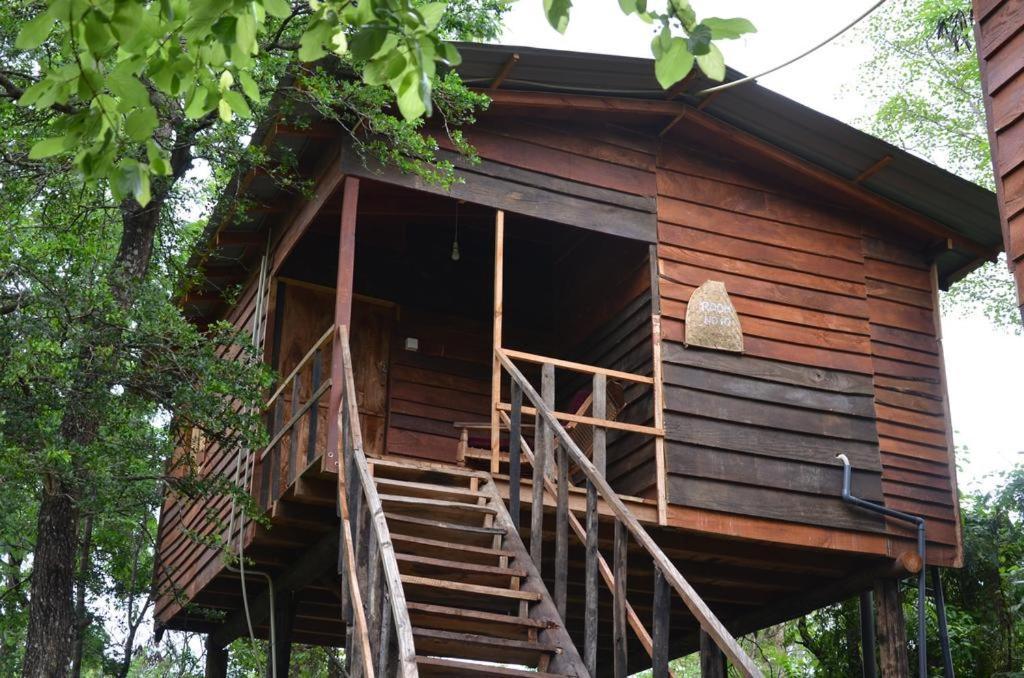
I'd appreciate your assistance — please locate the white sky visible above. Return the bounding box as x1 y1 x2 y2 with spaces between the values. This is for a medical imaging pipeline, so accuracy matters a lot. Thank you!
500 0 1024 490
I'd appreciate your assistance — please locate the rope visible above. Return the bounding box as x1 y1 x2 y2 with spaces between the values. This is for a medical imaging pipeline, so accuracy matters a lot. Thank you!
696 0 890 96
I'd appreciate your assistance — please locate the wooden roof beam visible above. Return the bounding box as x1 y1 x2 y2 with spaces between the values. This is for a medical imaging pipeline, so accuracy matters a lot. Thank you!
854 154 893 183
489 52 520 90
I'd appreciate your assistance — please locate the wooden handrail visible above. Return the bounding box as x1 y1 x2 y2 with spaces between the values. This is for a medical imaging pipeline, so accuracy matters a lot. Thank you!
496 402 663 436
497 350 763 678
264 325 335 409
258 380 331 461
337 325 418 678
500 347 655 385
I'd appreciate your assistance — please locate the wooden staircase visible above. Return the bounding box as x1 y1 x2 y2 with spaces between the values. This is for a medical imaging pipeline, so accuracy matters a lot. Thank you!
368 457 587 677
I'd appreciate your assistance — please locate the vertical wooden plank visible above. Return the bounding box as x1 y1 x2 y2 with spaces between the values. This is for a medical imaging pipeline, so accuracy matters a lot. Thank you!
700 629 727 678
307 349 322 464
554 440 568 619
508 381 523 527
491 210 505 475
266 590 296 678
874 578 909 678
651 313 668 525
327 177 360 474
584 480 599 676
366 532 381 661
652 567 670 678
860 590 877 678
530 363 554 568
592 373 607 476
613 520 628 678
288 373 301 483
378 590 393 676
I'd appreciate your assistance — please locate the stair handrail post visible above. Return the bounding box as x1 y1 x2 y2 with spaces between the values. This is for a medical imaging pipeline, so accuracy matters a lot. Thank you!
338 325 419 678
496 347 764 678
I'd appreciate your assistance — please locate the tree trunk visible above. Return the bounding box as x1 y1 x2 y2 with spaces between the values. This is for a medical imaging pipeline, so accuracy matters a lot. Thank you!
22 474 78 678
70 513 94 678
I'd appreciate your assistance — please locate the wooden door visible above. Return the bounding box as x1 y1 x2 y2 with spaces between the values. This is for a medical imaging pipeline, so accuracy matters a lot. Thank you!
350 298 393 458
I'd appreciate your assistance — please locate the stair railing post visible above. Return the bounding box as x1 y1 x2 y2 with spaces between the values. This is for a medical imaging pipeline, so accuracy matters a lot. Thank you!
306 348 322 464
508 380 523 528
592 373 606 476
584 476 599 676
530 362 554 569
652 567 670 678
554 435 568 619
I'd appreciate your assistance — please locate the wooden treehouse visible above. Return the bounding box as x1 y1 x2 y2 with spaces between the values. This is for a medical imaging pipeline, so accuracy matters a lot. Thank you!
154 44 1003 677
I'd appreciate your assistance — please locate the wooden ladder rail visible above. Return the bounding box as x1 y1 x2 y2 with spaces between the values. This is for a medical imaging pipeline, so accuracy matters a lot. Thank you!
337 325 418 678
497 348 764 678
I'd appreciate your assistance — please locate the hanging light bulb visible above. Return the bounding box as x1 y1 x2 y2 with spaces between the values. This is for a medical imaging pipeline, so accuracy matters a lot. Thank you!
450 201 461 261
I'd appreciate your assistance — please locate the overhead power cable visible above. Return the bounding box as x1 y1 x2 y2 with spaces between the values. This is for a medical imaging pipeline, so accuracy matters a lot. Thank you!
696 0 890 96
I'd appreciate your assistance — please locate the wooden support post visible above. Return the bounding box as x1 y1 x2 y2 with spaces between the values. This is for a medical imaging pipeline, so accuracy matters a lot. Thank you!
205 637 228 678
554 439 568 620
307 349 322 464
327 176 360 473
490 210 505 475
613 520 628 678
700 629 727 678
592 373 606 476
651 314 668 525
874 579 910 678
266 590 297 678
860 589 878 678
287 373 301 483
652 567 671 678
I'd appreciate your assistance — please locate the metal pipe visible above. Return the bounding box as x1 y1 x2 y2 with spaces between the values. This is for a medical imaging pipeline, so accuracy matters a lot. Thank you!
836 454 926 678
931 566 955 677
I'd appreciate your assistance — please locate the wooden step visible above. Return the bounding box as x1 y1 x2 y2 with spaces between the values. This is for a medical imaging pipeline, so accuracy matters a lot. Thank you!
369 458 486 486
412 626 561 667
390 534 515 566
396 553 526 588
415 656 568 677
401 575 540 613
379 493 497 524
374 476 486 503
384 513 505 547
405 602 552 641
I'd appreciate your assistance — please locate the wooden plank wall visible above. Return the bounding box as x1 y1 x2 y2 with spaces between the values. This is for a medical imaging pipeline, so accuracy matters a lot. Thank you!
975 0 1024 319
155 272 267 625
655 139 961 563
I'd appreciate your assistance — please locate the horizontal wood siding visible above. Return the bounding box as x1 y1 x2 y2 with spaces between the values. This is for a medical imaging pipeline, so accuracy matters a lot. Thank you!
656 139 961 562
975 0 1024 318
862 234 961 555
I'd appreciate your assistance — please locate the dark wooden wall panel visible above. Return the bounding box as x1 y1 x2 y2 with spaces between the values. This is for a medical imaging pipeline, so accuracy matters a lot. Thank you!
975 0 1024 320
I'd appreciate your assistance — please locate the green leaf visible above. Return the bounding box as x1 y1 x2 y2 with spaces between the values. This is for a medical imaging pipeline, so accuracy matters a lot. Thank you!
18 79 54 108
654 37 694 89
236 12 257 55
696 43 725 81
263 0 292 18
298 22 330 62
218 98 233 122
330 30 348 56
222 90 252 119
543 0 571 33
238 71 260 102
395 71 426 120
108 69 151 111
124 106 159 141
418 2 446 32
686 23 712 56
702 17 756 40
350 27 388 61
438 42 461 67
16 12 54 50
219 70 234 92
147 140 171 176
184 85 211 119
618 0 637 14
29 135 74 159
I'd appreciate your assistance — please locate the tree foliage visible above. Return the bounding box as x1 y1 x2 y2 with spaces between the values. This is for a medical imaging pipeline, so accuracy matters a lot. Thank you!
855 0 1020 332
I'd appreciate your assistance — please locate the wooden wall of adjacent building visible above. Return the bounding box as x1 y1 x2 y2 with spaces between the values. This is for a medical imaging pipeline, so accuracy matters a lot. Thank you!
655 137 962 565
974 0 1024 320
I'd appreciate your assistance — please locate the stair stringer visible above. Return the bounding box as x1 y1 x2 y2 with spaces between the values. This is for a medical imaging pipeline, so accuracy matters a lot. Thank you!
479 474 590 677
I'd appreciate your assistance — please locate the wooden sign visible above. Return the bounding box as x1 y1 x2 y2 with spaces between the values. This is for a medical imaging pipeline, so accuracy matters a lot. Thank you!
685 281 743 352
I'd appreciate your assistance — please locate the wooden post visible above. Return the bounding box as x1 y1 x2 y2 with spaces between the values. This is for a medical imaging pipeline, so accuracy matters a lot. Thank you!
651 314 668 525
860 590 878 678
554 439 568 619
205 637 227 678
652 567 671 678
508 381 523 527
326 176 360 474
267 590 297 678
583 479 599 676
529 363 553 568
700 629 727 678
592 373 606 476
874 579 909 678
490 210 505 475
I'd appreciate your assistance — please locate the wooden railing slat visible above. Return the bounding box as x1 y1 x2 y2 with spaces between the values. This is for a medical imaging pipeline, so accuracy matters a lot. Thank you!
613 520 628 678
306 348 322 464
502 347 655 384
584 480 599 676
555 441 568 620
288 373 301 483
264 325 334 409
508 381 523 528
592 373 607 476
496 402 663 436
